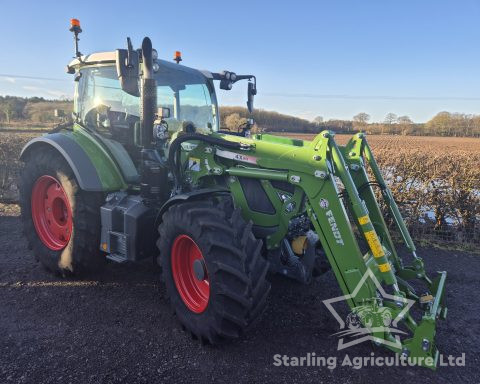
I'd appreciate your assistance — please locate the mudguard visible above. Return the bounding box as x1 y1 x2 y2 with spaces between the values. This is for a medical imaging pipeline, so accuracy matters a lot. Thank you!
20 130 128 192
154 188 230 228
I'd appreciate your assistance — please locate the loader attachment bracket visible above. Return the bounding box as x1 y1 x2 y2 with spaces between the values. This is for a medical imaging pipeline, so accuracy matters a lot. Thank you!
401 271 447 369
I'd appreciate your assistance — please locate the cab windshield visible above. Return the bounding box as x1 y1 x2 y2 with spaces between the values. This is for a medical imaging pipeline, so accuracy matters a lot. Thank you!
76 64 218 133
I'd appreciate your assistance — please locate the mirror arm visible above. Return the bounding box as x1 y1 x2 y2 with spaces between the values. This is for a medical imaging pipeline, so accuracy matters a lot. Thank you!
211 72 224 81
232 74 255 83
211 72 255 83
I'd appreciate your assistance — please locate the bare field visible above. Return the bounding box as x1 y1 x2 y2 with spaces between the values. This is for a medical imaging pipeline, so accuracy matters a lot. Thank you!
0 132 38 202
274 133 480 249
274 132 480 152
1 131 479 248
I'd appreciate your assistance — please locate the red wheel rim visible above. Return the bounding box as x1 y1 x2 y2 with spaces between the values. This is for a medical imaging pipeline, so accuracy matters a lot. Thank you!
31 175 73 251
171 235 210 313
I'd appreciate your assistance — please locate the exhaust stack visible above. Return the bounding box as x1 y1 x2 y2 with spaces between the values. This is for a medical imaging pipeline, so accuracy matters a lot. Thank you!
140 37 157 148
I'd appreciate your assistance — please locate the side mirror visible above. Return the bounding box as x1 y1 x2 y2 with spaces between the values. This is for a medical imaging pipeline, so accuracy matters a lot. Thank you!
247 81 257 113
157 107 171 119
116 37 140 97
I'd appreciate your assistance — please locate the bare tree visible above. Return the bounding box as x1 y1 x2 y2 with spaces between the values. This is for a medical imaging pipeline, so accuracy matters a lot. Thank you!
397 115 412 124
353 112 370 131
0 98 26 123
313 116 324 125
224 113 247 131
384 113 397 125
397 115 413 135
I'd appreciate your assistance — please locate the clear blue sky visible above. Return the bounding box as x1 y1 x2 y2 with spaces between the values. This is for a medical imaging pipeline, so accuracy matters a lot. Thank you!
1 0 479 122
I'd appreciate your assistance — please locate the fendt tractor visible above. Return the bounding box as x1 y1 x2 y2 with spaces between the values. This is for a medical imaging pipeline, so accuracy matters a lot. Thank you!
19 19 447 368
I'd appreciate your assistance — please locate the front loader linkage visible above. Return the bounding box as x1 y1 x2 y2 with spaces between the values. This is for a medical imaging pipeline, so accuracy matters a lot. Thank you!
200 130 447 369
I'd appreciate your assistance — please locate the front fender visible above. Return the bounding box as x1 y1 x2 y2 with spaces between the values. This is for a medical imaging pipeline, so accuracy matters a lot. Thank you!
154 188 230 228
20 131 127 192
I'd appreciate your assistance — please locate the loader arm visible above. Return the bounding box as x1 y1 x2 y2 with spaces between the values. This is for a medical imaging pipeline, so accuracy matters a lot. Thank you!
181 130 447 369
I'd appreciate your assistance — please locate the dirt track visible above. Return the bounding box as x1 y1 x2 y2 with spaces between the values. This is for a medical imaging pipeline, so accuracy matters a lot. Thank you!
0 205 478 383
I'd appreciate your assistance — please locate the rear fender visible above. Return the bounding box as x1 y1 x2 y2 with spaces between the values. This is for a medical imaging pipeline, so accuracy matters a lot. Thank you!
20 131 127 192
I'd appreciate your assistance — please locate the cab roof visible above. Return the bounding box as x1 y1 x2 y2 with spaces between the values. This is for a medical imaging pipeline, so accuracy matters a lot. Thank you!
68 51 116 68
67 51 213 79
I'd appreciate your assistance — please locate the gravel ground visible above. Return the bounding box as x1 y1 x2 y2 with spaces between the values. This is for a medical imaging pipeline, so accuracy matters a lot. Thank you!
0 204 478 383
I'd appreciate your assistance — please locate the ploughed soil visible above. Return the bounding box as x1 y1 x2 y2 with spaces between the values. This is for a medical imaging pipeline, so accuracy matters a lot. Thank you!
0 204 478 383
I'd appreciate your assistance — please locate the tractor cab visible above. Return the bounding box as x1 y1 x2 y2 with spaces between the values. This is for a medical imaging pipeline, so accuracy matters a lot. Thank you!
68 52 220 146
66 43 256 182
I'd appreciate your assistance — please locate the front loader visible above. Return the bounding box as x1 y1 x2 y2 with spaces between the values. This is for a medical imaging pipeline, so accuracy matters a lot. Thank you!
19 19 446 368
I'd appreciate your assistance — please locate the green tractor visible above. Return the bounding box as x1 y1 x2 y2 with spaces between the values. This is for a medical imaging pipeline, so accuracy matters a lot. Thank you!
19 20 447 368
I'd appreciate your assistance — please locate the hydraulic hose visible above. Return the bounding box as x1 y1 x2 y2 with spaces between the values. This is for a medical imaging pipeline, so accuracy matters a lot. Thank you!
168 133 244 191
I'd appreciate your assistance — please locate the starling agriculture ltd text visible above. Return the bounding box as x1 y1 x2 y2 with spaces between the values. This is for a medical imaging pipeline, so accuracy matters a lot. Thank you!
272 352 466 370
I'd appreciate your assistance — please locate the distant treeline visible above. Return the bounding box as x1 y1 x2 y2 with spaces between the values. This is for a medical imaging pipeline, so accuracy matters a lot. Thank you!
219 106 320 133
221 107 480 137
0 96 72 125
1 96 479 137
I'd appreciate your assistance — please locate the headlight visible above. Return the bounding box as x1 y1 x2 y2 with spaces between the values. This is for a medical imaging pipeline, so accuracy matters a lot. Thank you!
230 72 236 81
153 62 160 72
152 49 158 60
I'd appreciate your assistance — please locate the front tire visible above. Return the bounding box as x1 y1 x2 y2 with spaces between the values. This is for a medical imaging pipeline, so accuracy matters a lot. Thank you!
157 197 271 343
19 148 105 275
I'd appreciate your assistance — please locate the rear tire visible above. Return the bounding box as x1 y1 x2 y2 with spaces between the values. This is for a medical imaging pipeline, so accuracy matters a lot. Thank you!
157 197 271 343
19 148 106 275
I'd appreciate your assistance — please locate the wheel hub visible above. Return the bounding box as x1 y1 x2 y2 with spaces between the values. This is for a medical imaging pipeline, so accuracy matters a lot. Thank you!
171 235 210 313
31 175 73 250
192 259 206 281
